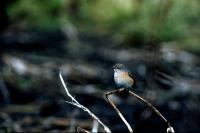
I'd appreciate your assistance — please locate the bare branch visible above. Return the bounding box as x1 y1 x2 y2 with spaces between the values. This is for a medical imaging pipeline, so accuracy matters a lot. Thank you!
76 126 91 133
167 126 175 133
105 88 133 133
105 88 175 133
59 72 111 133
128 90 175 133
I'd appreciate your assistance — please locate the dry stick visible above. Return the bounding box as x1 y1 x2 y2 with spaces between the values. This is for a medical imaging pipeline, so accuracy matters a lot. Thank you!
105 88 134 133
128 90 175 133
59 72 111 133
76 126 91 133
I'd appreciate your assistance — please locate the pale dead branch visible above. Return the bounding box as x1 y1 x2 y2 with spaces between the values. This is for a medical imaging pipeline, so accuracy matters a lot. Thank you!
59 72 111 133
76 126 90 133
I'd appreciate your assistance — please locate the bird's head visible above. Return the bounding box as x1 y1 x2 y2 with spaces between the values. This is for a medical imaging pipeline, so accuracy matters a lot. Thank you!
112 63 127 72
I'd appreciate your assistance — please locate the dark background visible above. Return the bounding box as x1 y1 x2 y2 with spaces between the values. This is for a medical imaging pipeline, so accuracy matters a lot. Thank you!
0 0 200 132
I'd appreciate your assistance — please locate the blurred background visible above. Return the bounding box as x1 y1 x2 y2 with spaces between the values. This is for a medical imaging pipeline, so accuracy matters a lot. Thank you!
0 0 200 132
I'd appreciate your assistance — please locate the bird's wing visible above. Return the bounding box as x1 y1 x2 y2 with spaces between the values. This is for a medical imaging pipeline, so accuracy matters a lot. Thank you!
128 72 136 85
128 71 134 79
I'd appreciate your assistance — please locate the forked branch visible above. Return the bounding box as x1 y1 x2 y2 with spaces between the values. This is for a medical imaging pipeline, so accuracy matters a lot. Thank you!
59 72 111 133
105 88 175 133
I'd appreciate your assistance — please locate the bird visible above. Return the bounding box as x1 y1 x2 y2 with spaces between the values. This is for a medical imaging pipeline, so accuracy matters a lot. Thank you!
112 63 135 90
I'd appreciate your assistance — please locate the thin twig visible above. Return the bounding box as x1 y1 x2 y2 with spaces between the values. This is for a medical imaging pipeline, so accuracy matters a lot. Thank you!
59 72 111 133
76 126 91 133
128 90 175 133
105 88 133 133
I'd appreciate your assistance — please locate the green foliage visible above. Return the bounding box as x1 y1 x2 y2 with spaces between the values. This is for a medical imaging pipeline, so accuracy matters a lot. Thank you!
7 0 70 29
7 0 200 49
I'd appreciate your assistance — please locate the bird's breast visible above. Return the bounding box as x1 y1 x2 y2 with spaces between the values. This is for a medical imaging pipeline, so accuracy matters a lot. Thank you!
114 71 134 88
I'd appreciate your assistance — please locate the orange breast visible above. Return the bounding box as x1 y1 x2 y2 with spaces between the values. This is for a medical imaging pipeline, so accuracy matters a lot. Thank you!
119 72 134 87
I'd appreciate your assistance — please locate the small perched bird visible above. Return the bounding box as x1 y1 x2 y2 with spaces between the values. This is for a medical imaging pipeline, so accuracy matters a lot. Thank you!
112 63 135 90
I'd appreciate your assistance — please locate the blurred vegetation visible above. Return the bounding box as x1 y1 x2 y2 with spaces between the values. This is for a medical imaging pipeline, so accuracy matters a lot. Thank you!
6 0 200 51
